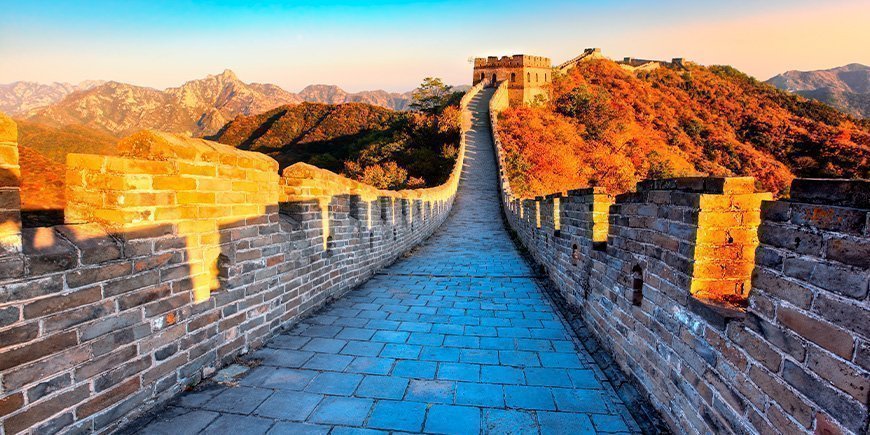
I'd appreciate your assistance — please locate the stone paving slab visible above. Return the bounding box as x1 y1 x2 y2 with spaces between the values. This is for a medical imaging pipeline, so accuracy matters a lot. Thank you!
134 89 641 434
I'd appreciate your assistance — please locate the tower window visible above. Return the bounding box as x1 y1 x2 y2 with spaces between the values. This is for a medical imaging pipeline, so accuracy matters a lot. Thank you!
511 72 516 82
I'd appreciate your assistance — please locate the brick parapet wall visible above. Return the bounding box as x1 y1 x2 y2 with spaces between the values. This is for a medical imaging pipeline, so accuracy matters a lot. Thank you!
0 81 484 434
0 113 21 259
489 86 869 434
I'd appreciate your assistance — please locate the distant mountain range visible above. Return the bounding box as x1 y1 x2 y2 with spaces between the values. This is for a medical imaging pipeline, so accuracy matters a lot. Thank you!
0 80 105 115
766 63 870 118
0 70 458 136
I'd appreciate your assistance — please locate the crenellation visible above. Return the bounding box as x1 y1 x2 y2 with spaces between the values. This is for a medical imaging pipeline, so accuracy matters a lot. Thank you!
488 78 870 434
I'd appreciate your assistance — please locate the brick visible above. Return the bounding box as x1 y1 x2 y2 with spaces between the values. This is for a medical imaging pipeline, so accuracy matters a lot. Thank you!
26 373 72 402
0 305 19 327
66 262 131 288
744 313 806 362
93 356 150 392
751 268 813 309
806 346 869 403
43 300 115 333
0 392 23 418
77 377 140 418
781 359 865 432
790 204 866 235
80 311 141 341
54 224 122 264
21 227 77 275
2 346 91 390
2 385 89 434
75 345 138 380
0 331 78 371
726 325 782 371
748 365 812 427
812 293 870 340
23 286 102 319
0 322 39 349
824 236 870 268
777 306 854 360
0 275 63 303
104 270 160 297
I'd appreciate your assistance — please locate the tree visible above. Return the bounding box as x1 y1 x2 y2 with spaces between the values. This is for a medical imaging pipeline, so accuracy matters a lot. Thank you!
410 77 453 114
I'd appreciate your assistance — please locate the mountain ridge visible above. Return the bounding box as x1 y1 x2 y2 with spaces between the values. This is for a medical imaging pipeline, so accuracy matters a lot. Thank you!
4 71 465 137
766 63 870 118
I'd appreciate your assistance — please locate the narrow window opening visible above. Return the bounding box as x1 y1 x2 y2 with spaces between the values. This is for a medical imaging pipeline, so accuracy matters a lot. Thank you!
571 244 580 266
631 265 644 306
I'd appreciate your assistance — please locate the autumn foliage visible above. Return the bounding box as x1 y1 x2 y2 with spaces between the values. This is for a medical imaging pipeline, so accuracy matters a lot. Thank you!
497 59 870 198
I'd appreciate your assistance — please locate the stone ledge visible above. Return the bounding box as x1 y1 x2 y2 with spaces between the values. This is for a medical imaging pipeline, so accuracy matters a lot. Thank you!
688 296 746 331
789 178 870 209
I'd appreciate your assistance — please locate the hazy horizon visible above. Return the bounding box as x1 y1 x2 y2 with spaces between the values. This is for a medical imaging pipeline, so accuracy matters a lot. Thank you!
2 0 869 92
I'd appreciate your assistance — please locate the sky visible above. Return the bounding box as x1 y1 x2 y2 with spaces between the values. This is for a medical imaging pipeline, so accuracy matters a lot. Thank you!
1 0 868 92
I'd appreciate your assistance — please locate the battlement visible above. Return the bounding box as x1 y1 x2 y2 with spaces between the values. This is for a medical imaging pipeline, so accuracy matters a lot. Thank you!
0 83 484 433
473 53 552 106
489 80 869 434
473 54 551 69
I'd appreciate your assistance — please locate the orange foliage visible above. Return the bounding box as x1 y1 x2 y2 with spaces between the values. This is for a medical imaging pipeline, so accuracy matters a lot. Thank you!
497 59 870 198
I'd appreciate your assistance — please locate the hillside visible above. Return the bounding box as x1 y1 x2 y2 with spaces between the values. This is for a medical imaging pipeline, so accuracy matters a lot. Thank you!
0 80 104 115
14 120 119 218
298 85 412 110
766 63 870 118
497 59 870 197
211 100 461 189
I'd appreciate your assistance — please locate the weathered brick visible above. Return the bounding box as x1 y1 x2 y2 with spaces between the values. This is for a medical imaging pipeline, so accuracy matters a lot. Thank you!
0 392 23 418
744 313 806 362
748 365 812 427
806 346 869 403
93 356 150 392
43 300 115 333
781 359 865 432
66 262 131 288
80 311 142 341
76 377 140 418
751 268 813 309
75 345 138 380
23 286 102 319
117 283 171 310
790 204 866 235
26 373 72 402
0 331 78 371
2 385 89 434
726 325 782 372
0 275 63 303
0 305 19 327
777 306 854 360
54 224 122 264
0 322 39 349
825 236 870 268
812 293 870 340
2 346 90 390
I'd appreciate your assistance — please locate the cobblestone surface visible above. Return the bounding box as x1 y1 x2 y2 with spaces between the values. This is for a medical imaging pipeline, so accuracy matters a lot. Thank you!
136 89 640 434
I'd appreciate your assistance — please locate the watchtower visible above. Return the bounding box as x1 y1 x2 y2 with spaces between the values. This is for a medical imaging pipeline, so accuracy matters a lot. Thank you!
472 54 552 106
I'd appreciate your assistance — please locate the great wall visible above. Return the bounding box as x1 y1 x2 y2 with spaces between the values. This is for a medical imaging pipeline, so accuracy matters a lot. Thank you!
0 54 867 434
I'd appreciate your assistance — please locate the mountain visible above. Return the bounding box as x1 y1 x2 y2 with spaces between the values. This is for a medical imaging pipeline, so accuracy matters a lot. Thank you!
496 58 869 198
27 70 301 137
0 81 104 115
766 63 870 118
298 85 413 110
20 72 460 137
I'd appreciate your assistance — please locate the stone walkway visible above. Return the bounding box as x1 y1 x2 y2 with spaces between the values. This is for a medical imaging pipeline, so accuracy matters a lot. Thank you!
134 89 640 434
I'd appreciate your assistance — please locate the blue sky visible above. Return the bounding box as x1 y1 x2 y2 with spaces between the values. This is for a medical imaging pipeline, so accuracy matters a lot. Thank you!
1 0 868 91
